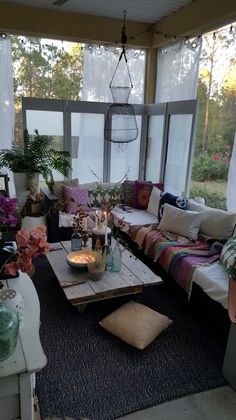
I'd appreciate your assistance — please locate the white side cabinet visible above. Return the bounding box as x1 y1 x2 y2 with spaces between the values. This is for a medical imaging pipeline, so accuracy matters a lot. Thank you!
0 273 47 420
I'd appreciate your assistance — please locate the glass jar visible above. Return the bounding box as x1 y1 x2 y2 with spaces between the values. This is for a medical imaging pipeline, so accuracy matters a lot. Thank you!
0 305 19 362
71 231 82 251
105 244 112 271
111 238 122 272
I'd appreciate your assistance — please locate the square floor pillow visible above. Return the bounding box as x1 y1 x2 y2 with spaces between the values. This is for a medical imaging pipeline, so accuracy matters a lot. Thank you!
99 301 173 350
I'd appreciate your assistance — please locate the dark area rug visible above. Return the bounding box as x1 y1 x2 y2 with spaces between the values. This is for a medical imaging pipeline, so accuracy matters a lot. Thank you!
32 255 227 420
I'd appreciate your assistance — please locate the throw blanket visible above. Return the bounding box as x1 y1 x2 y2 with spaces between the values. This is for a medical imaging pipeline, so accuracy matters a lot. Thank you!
131 226 223 298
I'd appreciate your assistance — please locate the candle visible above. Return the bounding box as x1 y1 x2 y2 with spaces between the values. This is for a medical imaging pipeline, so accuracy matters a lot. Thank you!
83 216 87 232
104 211 108 246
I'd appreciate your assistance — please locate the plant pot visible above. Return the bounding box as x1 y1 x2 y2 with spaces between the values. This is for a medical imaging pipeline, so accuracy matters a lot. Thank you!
14 173 39 211
88 265 105 281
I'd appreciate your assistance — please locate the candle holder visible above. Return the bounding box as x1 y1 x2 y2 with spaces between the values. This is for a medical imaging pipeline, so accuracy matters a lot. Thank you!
82 231 89 247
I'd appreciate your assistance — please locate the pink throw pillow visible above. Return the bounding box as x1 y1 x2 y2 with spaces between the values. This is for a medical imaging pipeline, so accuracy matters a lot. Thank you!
63 186 90 214
132 180 164 209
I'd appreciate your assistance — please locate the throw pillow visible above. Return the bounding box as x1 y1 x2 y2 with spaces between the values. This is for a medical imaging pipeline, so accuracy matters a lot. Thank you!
147 187 162 216
88 187 121 207
64 186 90 214
52 178 79 202
132 181 164 210
159 203 204 241
220 235 236 280
158 192 188 222
99 301 173 350
189 199 236 239
120 180 136 206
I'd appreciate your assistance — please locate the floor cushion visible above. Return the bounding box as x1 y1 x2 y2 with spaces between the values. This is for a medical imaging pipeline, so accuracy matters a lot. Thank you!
99 301 173 350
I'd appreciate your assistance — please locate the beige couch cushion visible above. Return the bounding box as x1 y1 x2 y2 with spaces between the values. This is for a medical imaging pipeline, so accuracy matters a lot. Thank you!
52 178 79 202
159 203 204 240
189 199 236 239
99 301 173 350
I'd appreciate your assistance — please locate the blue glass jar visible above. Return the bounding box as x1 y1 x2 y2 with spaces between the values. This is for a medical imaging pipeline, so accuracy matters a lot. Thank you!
0 305 19 362
71 231 82 251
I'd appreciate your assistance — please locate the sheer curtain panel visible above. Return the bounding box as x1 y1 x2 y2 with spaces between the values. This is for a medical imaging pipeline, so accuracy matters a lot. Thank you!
0 37 14 149
155 41 201 102
82 46 145 104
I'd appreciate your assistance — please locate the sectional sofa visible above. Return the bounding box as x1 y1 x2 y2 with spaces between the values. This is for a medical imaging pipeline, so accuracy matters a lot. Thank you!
42 179 236 329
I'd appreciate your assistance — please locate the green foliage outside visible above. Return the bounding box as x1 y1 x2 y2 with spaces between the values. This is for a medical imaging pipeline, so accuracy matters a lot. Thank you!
10 36 84 142
189 184 227 210
192 28 235 209
191 153 229 182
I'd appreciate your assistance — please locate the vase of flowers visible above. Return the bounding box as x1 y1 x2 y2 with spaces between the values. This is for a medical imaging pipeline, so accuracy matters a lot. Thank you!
0 224 50 279
0 194 18 248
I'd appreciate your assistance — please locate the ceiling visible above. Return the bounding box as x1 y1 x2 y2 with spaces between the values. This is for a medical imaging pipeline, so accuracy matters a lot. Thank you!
0 0 235 48
0 0 193 24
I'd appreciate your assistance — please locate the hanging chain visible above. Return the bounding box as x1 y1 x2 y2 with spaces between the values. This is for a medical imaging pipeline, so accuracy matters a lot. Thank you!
109 10 133 88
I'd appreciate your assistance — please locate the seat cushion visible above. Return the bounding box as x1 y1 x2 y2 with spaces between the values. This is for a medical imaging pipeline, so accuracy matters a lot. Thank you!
99 301 172 350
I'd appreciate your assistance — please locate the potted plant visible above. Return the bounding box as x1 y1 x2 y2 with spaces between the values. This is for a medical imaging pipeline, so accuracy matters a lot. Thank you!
0 129 71 209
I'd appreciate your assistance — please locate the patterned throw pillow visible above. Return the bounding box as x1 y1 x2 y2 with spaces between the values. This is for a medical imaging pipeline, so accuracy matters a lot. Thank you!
120 180 136 206
88 187 121 208
63 186 90 214
220 236 236 280
132 181 164 210
158 192 188 222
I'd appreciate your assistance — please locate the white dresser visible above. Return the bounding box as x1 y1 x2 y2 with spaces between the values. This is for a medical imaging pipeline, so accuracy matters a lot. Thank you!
0 273 47 420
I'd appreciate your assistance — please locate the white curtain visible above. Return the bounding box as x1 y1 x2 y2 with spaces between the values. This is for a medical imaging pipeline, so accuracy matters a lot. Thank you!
82 46 145 180
155 41 202 102
227 131 236 212
82 46 145 104
0 37 14 149
0 37 15 196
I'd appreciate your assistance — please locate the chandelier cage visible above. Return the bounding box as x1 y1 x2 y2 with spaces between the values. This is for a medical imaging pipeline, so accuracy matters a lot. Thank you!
104 10 139 143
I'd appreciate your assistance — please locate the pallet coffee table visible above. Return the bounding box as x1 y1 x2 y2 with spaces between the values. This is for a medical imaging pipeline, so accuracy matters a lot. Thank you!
47 240 163 311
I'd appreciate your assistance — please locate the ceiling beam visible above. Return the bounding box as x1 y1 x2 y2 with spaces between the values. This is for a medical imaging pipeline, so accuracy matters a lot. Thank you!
0 2 152 48
152 0 236 48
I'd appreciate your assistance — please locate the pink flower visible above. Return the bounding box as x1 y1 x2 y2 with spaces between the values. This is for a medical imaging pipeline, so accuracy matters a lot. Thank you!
3 224 50 276
4 261 18 276
213 154 219 161
16 229 30 248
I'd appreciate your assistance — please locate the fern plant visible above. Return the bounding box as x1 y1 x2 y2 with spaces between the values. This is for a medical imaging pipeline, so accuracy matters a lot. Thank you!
0 129 71 188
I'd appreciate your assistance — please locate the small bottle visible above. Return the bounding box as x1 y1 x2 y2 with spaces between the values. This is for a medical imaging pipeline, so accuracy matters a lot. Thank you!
105 244 112 271
111 238 122 272
71 230 82 251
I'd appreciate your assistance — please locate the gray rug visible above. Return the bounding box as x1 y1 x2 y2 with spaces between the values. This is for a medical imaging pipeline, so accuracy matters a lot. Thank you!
32 256 227 420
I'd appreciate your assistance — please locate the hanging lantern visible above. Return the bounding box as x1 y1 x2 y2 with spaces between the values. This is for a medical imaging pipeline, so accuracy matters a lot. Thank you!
104 11 139 143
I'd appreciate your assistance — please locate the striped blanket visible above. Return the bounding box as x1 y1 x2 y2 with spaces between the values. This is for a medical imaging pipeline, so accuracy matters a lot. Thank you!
131 225 223 297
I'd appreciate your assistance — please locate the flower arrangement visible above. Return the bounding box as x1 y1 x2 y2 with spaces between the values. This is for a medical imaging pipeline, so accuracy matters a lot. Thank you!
0 194 18 249
1 225 50 277
73 205 90 233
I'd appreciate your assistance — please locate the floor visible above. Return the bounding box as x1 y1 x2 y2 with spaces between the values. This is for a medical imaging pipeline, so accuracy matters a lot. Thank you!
118 385 236 420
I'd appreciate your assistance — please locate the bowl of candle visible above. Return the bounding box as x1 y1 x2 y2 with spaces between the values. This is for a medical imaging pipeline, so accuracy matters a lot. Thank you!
67 249 97 270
